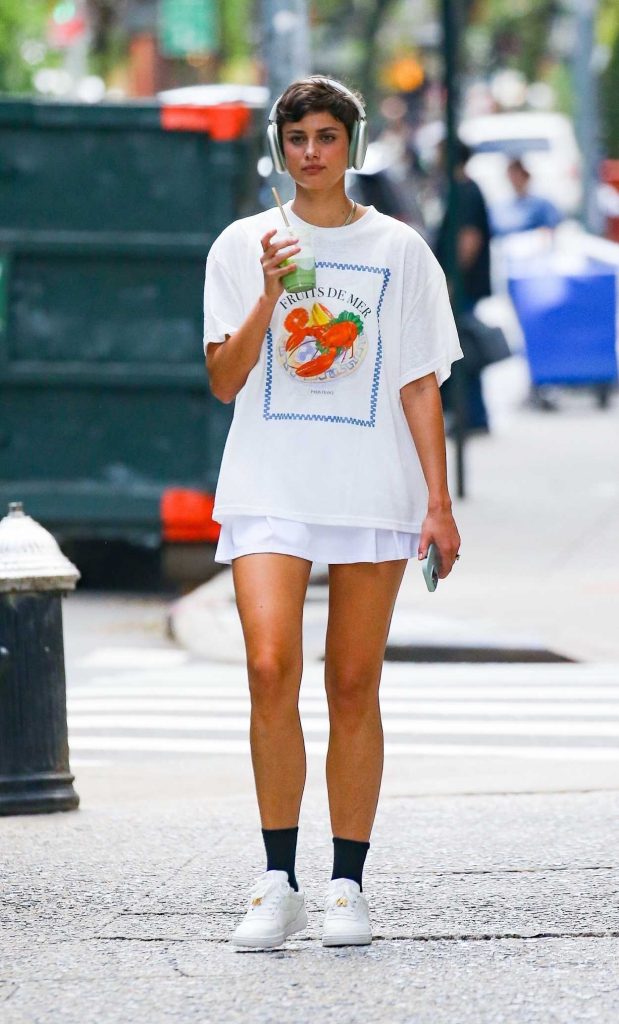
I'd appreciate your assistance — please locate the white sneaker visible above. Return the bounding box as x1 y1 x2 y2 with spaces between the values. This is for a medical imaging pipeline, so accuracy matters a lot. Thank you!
322 878 372 946
231 869 307 949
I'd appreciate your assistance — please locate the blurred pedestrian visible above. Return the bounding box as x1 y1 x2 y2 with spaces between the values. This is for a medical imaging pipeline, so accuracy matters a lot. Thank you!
493 156 564 412
204 76 462 951
435 139 492 432
491 157 563 236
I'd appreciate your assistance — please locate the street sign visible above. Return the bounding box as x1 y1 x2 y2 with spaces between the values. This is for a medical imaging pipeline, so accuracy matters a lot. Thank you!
158 0 218 57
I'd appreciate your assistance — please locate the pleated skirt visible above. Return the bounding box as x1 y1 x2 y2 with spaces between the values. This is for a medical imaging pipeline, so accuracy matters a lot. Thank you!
214 515 420 565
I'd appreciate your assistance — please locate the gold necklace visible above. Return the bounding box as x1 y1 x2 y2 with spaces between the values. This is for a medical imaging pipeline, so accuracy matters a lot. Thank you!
342 200 357 226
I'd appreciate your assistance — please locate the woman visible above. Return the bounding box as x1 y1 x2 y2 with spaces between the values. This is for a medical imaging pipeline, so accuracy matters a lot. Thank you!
203 77 462 950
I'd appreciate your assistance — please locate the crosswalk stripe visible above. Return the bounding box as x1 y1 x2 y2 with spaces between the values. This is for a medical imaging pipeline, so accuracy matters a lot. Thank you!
66 657 619 763
70 663 619 687
66 713 619 738
74 764 113 769
68 685 619 701
67 735 619 761
66 697 619 717
76 648 190 669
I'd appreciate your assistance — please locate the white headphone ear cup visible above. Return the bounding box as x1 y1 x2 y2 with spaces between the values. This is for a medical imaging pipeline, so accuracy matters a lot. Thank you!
266 122 287 173
351 119 368 170
348 121 359 169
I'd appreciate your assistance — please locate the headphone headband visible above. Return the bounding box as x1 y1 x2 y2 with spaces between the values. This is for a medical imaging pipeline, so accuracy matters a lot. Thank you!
266 76 368 173
267 76 366 124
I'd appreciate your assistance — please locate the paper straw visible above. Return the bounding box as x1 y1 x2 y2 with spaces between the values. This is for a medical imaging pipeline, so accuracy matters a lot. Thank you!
271 186 290 227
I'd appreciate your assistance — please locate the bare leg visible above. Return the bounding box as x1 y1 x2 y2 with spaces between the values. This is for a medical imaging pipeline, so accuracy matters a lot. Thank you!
232 553 312 828
324 560 407 841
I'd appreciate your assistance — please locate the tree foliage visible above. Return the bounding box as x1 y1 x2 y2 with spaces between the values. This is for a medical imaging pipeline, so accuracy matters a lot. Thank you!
599 0 619 157
220 0 253 60
600 35 619 157
0 0 48 93
311 0 401 111
468 0 557 81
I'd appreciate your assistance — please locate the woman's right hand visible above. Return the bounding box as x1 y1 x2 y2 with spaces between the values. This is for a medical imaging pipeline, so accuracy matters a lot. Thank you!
260 229 300 300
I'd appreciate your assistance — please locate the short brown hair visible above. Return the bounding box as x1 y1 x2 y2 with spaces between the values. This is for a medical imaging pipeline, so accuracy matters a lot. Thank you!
276 77 363 144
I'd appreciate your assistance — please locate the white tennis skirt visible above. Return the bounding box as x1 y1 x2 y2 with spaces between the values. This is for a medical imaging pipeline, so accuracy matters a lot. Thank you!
214 515 420 565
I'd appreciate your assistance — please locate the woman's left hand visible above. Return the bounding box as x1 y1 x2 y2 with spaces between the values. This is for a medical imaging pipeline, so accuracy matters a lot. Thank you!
418 506 461 579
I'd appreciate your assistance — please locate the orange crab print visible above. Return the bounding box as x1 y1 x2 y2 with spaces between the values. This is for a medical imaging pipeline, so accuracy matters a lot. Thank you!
283 304 364 379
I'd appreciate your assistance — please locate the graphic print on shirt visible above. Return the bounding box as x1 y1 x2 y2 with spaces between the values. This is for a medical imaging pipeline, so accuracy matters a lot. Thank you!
264 261 391 428
277 302 368 382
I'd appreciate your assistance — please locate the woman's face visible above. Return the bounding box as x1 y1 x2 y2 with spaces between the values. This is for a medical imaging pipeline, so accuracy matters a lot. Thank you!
281 111 350 189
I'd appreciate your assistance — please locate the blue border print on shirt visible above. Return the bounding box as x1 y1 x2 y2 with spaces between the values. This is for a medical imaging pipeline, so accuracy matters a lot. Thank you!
263 261 390 427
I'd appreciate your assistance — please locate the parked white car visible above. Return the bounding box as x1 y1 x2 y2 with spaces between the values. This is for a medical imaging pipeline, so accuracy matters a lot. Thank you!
459 111 582 215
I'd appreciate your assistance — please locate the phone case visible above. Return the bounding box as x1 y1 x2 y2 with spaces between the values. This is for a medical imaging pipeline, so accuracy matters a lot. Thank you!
421 543 440 592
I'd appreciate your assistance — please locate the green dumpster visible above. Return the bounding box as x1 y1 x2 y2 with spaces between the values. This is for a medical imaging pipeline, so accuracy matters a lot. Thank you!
0 95 260 552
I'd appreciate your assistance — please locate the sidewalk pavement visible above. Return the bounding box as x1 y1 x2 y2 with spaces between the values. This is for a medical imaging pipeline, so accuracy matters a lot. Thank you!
170 363 619 664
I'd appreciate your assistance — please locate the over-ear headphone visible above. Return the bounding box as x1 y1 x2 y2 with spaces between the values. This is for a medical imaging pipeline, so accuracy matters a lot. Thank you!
266 76 368 174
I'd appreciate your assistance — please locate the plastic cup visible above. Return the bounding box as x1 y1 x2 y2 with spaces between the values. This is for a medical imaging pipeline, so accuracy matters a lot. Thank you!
276 227 316 294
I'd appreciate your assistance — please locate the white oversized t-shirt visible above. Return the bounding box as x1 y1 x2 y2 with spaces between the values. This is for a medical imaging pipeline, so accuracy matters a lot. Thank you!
203 203 462 532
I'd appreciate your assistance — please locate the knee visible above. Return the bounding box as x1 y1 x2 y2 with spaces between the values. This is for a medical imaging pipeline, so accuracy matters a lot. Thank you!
247 649 300 715
326 670 378 724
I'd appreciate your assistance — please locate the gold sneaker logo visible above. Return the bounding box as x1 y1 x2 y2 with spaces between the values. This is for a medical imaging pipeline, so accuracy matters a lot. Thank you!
336 897 348 907
251 897 263 906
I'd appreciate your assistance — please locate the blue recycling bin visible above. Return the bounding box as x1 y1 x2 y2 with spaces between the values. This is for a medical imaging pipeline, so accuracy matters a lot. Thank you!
508 255 618 388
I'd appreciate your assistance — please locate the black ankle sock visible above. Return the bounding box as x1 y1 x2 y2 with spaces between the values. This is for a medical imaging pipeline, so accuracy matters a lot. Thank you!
331 836 370 891
261 826 299 891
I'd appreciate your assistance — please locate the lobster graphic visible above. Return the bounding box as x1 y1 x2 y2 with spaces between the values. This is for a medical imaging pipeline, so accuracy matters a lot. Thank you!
283 304 364 379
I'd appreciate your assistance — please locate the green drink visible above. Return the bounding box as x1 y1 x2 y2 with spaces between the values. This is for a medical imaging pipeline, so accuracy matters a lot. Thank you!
278 227 316 294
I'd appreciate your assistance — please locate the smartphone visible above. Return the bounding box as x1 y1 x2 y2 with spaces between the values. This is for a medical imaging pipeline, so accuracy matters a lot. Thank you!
421 543 441 592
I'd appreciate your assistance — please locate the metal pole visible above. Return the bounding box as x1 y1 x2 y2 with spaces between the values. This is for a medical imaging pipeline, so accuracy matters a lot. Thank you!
442 0 466 498
262 0 311 201
570 0 602 235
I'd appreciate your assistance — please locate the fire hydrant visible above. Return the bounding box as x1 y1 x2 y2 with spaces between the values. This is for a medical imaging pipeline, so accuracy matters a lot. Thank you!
0 502 80 814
